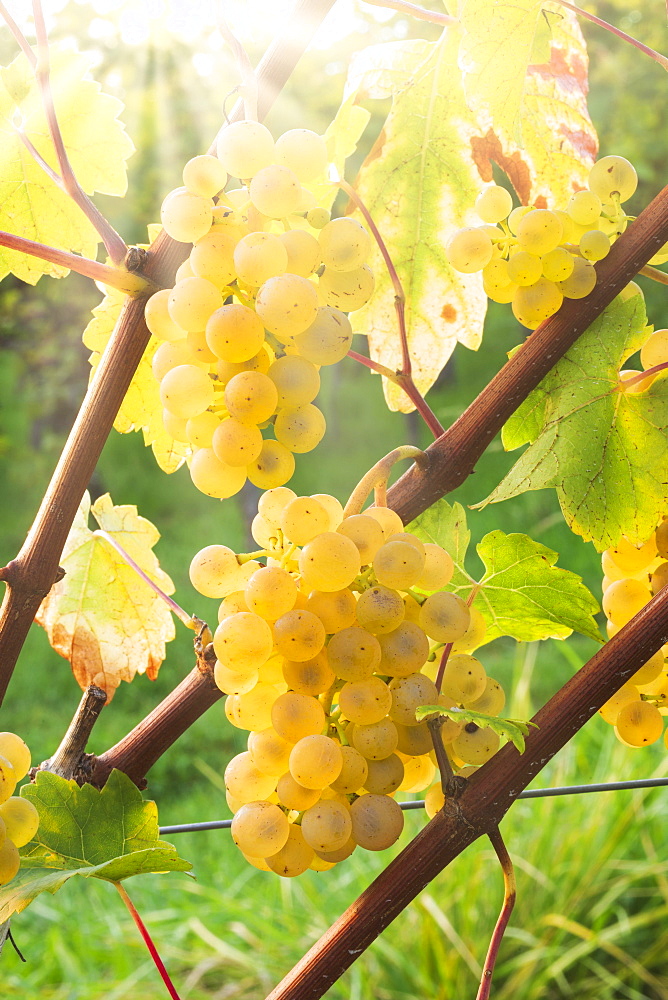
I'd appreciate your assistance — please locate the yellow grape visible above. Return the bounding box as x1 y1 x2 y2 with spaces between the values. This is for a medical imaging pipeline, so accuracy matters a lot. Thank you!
231 801 289 857
475 185 513 224
299 532 361 592
355 585 405 635
276 771 321 810
190 448 247 499
0 796 39 847
588 155 637 203
419 592 470 643
293 307 354 365
256 274 320 339
337 515 386 565
452 723 500 764
266 823 315 877
559 256 596 299
318 264 375 312
305 589 357 633
216 120 275 179
212 419 263 467
349 793 404 851
274 404 326 454
363 754 404 795
268 356 320 408
640 330 668 371
602 577 651 626
205 304 265 363
271 691 326 742
327 627 381 681
445 227 494 273
289 735 343 789
247 441 296 490
225 752 278 803
301 800 352 853
189 231 237 289
0 734 31 780
615 700 663 746
338 676 393 725
282 650 336 696
0 837 20 885
516 210 563 255
318 218 373 272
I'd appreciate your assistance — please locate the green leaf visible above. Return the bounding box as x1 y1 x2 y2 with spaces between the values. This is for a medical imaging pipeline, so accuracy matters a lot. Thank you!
0 45 134 284
0 771 191 922
478 291 664 550
415 705 537 753
409 499 601 644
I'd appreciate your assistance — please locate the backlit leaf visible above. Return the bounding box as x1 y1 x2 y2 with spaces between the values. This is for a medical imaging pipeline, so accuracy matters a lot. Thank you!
414 706 537 753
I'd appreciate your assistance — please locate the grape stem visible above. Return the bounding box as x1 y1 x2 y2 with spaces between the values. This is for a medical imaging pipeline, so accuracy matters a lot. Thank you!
342 445 428 518
434 641 454 694
0 1 36 65
217 14 259 122
616 362 668 390
31 1 129 265
361 0 457 27
639 263 668 286
550 0 668 72
426 715 458 796
475 827 516 1000
0 229 151 295
336 177 445 439
114 881 183 1000
92 530 194 628
40 685 107 780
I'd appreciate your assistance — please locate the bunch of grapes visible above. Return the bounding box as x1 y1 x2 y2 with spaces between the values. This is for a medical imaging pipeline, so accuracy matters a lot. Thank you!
446 155 650 330
599 527 668 749
0 732 39 885
144 121 376 499
189 488 505 876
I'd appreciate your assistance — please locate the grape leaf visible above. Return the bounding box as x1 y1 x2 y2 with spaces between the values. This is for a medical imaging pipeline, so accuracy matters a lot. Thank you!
349 30 488 412
309 93 371 211
83 284 188 473
35 492 176 698
461 1 596 205
0 45 134 284
477 291 664 550
414 706 537 753
0 771 191 923
409 499 601 644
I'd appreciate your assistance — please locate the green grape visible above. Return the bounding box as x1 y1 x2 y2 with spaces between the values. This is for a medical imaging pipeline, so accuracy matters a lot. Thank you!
0 735 30 782
182 153 228 197
311 493 344 530
159 365 214 419
599 683 640 725
305 589 356 633
233 232 289 287
352 718 399 760
512 278 563 330
318 264 375 311
225 751 278 803
388 673 439 726
167 276 223 331
640 330 668 371
508 205 533 235
289 735 343 789
608 534 658 572
507 251 543 287
224 371 279 424
483 258 514 292
364 754 404 795
267 823 315 877
271 691 326 742
186 410 220 448
363 506 404 539
245 566 298 621
566 189 602 226
414 543 454 591
299 532 362 592
419 592 471 642
398 752 435 793
189 544 241 598
440 652 487 705
466 676 505 714
615 700 663 746
234 682 280 730
541 247 575 282
247 440 296 490
249 164 302 218
395 720 433 756
602 578 651 626
275 129 328 181
278 229 321 278
588 155 637 203
268 356 320 409
205 304 265 363
281 496 330 545
231 800 289 857
516 210 563 255
552 210 578 245
216 120 275 178
338 676 393 725
579 229 610 262
445 227 494 272
378 622 430 677
424 782 445 818
283 650 335 696
152 340 203 381
452 723 500 764
355 585 405 635
214 660 259 695
256 274 320 339
475 185 513 224
274 404 326 454
0 837 20 885
484 277 517 304
349 793 404 851
337 515 386 565
301 800 352 853
189 231 237 289
212 417 263 467
190 448 247 498
145 289 186 342
293 307 353 365
273 609 326 661
160 188 213 243
214 611 274 671
318 218 373 272
307 206 331 229
373 540 425 590
327 627 382 681
0 796 39 848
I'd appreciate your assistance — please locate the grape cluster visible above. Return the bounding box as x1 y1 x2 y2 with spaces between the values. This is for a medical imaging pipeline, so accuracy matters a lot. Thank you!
446 155 645 330
145 122 376 499
0 732 39 885
190 488 504 876
600 527 668 749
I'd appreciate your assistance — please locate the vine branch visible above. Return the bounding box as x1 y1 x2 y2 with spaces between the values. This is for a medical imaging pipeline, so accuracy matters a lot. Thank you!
476 828 516 1000
551 0 668 72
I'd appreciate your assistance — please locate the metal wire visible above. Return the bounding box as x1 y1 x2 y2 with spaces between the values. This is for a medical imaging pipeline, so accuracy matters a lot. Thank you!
158 776 668 835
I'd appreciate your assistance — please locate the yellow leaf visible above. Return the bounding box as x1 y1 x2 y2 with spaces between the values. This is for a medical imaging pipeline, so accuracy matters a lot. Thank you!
35 494 176 699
